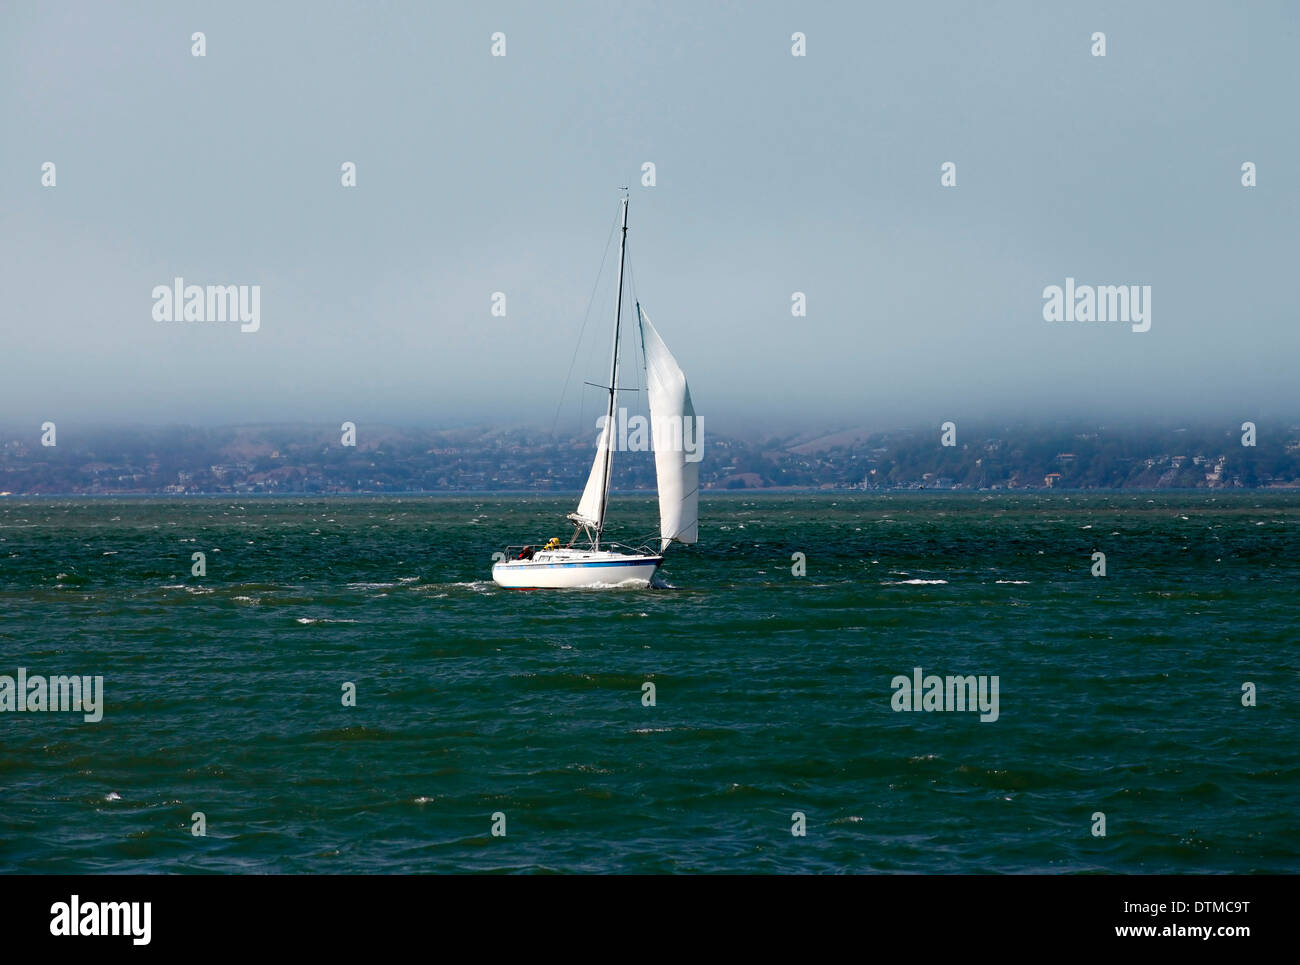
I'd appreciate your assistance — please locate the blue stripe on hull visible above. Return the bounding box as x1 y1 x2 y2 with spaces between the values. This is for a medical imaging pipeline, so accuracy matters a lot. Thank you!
495 558 661 571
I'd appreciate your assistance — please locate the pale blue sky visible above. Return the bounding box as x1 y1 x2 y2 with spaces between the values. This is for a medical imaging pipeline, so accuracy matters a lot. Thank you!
2 1 1296 432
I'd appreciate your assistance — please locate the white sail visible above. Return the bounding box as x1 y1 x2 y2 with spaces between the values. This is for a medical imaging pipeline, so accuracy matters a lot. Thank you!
571 415 614 527
638 305 699 551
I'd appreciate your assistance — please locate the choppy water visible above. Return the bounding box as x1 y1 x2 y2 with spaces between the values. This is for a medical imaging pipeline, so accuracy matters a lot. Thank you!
1 493 1296 873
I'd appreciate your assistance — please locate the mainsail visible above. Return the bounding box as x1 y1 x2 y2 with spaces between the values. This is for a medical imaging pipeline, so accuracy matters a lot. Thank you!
638 304 699 552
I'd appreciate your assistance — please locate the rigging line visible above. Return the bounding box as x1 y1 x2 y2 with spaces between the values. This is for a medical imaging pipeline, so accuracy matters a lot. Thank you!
549 205 621 441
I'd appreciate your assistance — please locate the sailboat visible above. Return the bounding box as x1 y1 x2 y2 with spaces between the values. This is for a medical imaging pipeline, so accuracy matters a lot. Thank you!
492 194 699 589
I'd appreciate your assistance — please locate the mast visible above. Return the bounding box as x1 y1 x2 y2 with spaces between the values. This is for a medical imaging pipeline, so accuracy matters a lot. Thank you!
596 191 630 548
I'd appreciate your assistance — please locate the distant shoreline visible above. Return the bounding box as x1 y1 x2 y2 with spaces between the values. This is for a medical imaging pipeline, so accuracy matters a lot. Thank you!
4 487 1299 499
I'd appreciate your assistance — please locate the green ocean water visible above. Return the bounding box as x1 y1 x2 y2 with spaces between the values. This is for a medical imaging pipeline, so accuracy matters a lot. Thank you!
0 492 1296 873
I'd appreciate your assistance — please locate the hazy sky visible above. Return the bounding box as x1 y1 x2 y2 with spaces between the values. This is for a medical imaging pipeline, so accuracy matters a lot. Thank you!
2 1 1296 433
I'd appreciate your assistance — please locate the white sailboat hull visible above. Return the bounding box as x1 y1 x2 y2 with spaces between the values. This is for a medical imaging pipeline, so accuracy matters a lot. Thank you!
492 550 663 589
